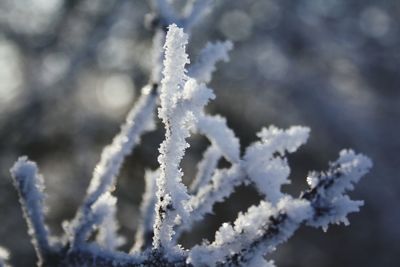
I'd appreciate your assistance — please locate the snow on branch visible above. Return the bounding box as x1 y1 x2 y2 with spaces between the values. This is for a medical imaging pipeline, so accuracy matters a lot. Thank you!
188 41 233 83
69 87 157 247
188 151 371 266
7 2 372 264
303 149 372 230
189 144 221 194
153 24 214 254
133 169 159 252
176 127 307 236
197 115 240 164
10 157 53 263
177 165 245 237
244 126 310 204
71 193 118 248
85 87 156 208
96 197 125 251
188 197 312 266
158 24 190 123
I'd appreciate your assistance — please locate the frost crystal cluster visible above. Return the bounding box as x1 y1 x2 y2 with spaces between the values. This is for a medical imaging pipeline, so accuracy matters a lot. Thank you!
3 1 372 267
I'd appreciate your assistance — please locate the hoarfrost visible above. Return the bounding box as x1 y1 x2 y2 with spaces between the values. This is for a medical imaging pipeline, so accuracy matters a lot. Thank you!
7 6 372 265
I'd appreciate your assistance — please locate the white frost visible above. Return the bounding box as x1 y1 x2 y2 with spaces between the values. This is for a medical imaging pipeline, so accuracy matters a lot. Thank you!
72 193 118 247
69 86 156 247
189 41 233 83
306 150 372 230
189 197 312 266
190 144 221 193
133 169 159 252
97 196 125 251
10 157 52 258
153 24 214 253
244 126 309 204
7 12 373 266
197 115 240 164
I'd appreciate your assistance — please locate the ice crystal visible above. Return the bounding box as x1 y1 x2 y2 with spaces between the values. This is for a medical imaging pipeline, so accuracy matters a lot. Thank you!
5 2 372 266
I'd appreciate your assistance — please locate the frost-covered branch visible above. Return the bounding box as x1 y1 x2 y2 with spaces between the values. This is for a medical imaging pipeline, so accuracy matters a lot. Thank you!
188 41 233 84
197 115 240 164
96 198 125 251
188 151 372 266
71 193 120 249
178 126 309 236
68 87 157 248
189 144 221 194
133 169 159 252
178 164 245 237
7 2 373 265
153 24 214 255
86 87 156 208
244 126 310 204
188 197 311 266
153 24 191 253
10 157 54 264
303 150 372 230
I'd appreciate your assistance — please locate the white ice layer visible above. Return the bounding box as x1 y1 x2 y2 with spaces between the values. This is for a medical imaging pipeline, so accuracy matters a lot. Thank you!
153 24 214 253
244 126 310 204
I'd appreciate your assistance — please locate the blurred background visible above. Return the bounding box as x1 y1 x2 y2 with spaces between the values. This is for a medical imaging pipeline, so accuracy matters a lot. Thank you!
0 0 399 266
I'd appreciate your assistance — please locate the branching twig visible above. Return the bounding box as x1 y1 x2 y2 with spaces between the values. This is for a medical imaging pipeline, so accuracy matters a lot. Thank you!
6 2 372 267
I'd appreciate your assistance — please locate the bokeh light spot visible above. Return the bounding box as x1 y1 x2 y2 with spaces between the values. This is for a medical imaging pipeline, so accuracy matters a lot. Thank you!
219 10 253 41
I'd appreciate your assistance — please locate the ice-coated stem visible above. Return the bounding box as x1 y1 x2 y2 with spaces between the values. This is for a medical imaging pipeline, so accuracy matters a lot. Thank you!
188 151 372 266
69 86 157 247
189 144 221 194
132 169 159 252
10 157 53 264
152 24 215 255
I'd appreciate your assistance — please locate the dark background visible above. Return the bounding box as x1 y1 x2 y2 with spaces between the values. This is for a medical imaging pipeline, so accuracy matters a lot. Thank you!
0 0 399 266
